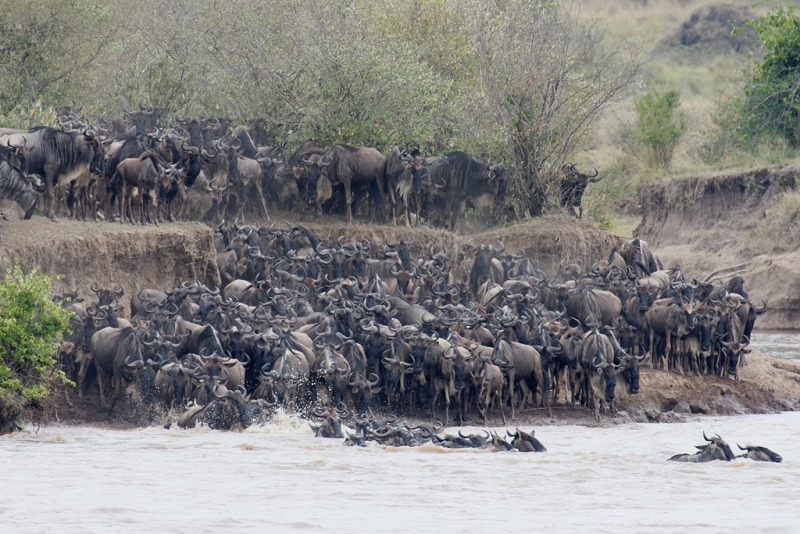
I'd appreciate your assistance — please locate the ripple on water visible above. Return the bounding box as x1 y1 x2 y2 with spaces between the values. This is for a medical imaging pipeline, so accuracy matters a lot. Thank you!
2 413 799 533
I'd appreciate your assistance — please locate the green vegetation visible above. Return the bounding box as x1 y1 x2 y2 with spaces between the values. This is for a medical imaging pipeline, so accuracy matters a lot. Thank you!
634 90 685 168
0 261 72 433
0 0 640 219
3 0 800 225
736 6 800 146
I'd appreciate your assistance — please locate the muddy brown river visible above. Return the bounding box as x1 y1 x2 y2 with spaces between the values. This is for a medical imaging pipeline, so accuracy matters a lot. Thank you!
2 410 798 533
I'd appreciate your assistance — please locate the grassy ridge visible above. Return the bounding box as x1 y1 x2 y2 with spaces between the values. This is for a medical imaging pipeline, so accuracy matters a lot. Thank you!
575 0 800 235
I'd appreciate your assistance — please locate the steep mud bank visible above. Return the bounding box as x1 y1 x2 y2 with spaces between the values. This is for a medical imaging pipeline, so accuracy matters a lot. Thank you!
0 218 219 316
301 215 621 281
636 166 800 329
0 214 617 308
636 166 799 248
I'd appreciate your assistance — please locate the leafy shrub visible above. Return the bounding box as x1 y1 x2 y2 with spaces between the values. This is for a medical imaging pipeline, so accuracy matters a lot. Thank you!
736 7 800 146
633 90 686 168
0 261 71 433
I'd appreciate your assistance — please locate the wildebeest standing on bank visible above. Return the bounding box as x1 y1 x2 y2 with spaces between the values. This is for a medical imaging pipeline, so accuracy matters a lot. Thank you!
113 152 162 226
316 144 386 225
560 163 601 219
0 154 46 218
431 151 506 233
16 126 105 220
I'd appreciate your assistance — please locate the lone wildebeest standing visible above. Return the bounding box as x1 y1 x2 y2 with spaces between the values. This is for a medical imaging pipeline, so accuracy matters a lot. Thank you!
314 144 386 225
560 163 601 219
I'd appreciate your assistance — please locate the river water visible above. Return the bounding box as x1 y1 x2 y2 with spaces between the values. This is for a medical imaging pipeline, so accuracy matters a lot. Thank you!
2 410 799 533
750 331 800 361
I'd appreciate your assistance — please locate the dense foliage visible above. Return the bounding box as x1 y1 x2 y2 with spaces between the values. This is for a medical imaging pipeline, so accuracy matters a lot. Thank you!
0 261 72 432
0 0 640 217
736 6 800 146
634 90 685 168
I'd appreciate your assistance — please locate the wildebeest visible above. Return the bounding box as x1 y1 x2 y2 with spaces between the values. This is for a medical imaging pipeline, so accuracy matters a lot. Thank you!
577 327 617 420
507 428 547 452
466 240 506 296
668 432 736 462
154 360 193 411
491 336 543 419
384 146 411 226
90 326 145 408
645 298 695 373
560 163 600 219
736 444 782 462
113 152 163 226
15 126 105 220
432 151 506 233
103 135 148 221
316 144 387 225
0 154 46 218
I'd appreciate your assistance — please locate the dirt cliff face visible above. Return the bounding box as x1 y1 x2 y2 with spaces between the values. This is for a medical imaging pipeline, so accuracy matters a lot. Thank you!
301 216 621 281
635 166 799 249
0 219 220 317
0 214 617 317
636 166 800 329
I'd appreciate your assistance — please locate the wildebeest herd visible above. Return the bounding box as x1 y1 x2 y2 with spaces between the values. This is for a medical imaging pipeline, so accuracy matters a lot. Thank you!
0 106 596 229
52 219 767 443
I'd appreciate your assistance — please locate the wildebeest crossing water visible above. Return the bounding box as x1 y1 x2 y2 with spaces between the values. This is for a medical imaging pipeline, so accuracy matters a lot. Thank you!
1 411 797 532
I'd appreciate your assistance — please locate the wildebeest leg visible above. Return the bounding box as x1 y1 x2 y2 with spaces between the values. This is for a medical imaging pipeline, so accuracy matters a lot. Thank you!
344 180 354 225
454 390 462 426
665 332 674 372
431 380 441 420
457 200 468 234
43 164 60 219
111 373 123 410
404 199 413 229
517 380 531 414
77 352 92 400
506 370 516 419
255 182 271 223
95 361 108 408
118 179 126 225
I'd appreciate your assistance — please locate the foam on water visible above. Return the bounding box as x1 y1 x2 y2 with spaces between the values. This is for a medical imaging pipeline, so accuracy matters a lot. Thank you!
2 412 799 533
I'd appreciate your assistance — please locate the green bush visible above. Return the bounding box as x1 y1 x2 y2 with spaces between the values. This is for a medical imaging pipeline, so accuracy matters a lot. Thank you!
633 90 686 168
736 7 800 146
0 261 72 433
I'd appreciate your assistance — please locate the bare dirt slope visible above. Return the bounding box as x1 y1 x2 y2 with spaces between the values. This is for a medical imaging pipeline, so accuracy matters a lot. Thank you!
636 165 800 329
0 218 219 316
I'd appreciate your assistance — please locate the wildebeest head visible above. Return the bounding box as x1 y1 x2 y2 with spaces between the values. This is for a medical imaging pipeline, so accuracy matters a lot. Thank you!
591 339 617 404
488 163 507 205
384 237 414 271
697 432 736 462
85 133 106 175
299 153 331 202
90 282 124 307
